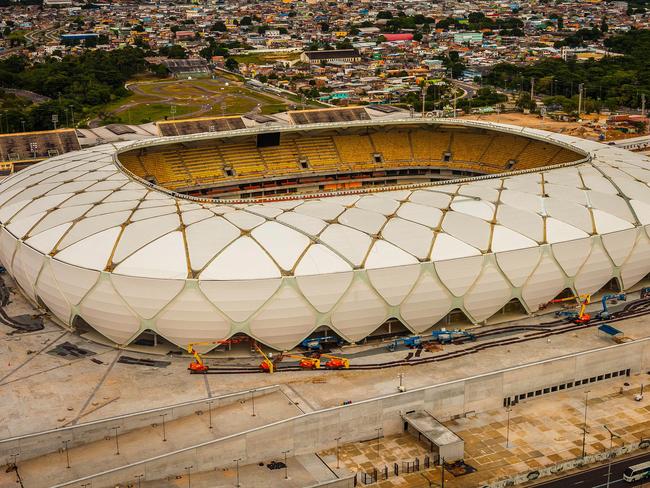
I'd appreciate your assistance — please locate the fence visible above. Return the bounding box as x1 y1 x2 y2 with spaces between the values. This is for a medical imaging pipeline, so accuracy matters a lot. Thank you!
357 455 435 485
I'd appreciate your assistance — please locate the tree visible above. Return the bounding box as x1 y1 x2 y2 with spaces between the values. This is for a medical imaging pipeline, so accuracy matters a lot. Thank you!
160 44 187 59
240 16 253 26
225 57 239 72
377 10 393 19
212 21 228 32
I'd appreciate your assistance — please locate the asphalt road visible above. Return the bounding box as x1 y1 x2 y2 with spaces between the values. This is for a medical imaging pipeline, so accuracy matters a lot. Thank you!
530 451 650 487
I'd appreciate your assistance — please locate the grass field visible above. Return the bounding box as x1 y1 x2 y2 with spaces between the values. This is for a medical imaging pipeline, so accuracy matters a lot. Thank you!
99 77 295 125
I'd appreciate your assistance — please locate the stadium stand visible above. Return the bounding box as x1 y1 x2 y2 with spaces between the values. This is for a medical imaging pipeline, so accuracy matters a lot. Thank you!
289 107 370 125
370 131 412 163
410 129 451 162
118 126 583 194
479 134 529 169
294 135 340 171
158 116 246 137
333 134 374 168
450 131 494 163
0 129 81 167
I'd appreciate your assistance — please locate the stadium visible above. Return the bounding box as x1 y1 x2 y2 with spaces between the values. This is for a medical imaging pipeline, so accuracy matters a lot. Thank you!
0 115 649 353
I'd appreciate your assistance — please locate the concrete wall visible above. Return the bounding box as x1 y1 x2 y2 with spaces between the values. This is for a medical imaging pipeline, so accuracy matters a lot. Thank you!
51 338 650 487
305 474 356 488
0 385 279 462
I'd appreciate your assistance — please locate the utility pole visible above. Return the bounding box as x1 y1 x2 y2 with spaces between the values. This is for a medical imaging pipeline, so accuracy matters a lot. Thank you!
642 93 646 117
581 390 590 458
578 83 584 117
530 77 535 101
207 400 213 429
440 456 445 488
421 82 426 118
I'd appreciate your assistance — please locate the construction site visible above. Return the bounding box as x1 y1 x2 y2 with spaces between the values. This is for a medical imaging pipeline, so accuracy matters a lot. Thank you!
0 115 649 487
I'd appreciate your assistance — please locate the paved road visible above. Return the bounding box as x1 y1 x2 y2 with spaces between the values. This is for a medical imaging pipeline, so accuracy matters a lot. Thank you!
530 451 650 487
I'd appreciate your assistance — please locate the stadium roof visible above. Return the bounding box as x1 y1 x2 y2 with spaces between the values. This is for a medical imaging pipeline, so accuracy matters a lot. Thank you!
0 118 649 350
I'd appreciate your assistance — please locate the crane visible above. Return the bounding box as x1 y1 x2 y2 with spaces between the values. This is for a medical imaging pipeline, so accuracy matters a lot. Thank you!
187 339 243 372
255 344 275 374
549 294 591 324
596 293 626 319
281 353 321 369
319 353 350 369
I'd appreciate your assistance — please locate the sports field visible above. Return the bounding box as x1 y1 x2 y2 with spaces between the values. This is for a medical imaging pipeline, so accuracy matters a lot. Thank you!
100 77 293 125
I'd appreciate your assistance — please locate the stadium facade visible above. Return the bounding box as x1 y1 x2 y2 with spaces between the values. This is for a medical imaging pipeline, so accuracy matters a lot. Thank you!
0 119 649 351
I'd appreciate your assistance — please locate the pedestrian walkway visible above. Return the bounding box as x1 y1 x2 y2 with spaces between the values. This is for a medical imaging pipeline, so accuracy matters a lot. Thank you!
318 371 650 487
0 390 302 488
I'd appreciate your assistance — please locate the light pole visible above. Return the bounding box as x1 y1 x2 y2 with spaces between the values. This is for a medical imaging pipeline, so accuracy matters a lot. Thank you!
135 474 144 488
251 389 256 417
505 406 512 449
69 105 74 127
604 425 620 488
282 449 291 479
207 400 213 429
112 426 121 455
581 390 590 458
334 436 342 469
62 439 71 468
375 427 383 460
185 464 193 488
440 456 445 488
20 119 25 132
159 413 167 442
234 458 242 487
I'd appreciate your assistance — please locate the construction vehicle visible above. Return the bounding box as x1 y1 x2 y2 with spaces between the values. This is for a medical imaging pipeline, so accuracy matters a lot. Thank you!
300 336 341 351
596 293 626 319
319 353 349 369
430 329 476 344
281 353 321 369
255 344 275 373
187 339 243 372
386 329 476 351
386 335 424 352
548 294 592 324
641 287 650 299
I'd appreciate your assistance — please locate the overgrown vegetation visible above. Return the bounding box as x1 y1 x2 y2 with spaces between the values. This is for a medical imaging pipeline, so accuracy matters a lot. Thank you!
0 47 163 130
484 29 650 112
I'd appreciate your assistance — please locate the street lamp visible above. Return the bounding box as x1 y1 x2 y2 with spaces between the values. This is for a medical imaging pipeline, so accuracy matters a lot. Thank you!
604 425 620 488
251 389 256 417
234 458 242 487
135 474 144 488
112 426 121 455
581 390 591 458
282 449 291 479
505 406 512 449
159 413 167 442
62 440 71 468
206 400 214 429
184 464 193 488
334 436 342 469
375 427 383 460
